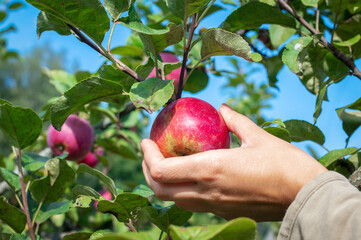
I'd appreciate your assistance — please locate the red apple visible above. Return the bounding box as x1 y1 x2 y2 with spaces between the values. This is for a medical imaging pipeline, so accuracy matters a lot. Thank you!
47 115 94 161
78 147 104 168
150 97 230 157
147 52 186 91
94 190 112 209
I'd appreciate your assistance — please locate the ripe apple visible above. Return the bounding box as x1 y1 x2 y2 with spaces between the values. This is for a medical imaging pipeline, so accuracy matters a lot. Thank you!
150 97 230 157
147 52 186 91
78 147 104 168
94 190 112 209
47 115 94 161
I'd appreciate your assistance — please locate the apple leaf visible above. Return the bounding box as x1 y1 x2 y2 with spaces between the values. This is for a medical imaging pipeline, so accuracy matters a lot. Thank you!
84 229 162 240
77 164 118 199
137 205 192 232
21 153 49 173
26 0 109 43
97 193 150 222
62 232 92 240
37 11 71 39
170 217 256 240
130 77 174 113
284 120 325 145
200 28 257 62
111 45 144 57
319 147 359 168
104 0 130 21
43 69 78 94
30 158 75 203
140 23 184 54
72 185 102 200
96 137 140 161
183 68 209 93
132 184 154 198
302 0 320 7
0 11 6 22
98 64 135 91
36 201 72 224
118 3 169 35
313 83 329 123
336 97 361 143
282 36 313 74
269 25 296 49
0 103 42 150
222 2 296 32
165 0 211 19
50 77 125 131
264 127 291 142
0 196 27 233
0 168 20 191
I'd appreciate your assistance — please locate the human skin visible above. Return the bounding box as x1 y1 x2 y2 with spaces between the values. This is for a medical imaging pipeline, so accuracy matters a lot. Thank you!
141 104 328 221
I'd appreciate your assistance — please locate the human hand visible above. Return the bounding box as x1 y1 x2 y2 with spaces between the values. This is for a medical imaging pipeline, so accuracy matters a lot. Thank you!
141 104 327 221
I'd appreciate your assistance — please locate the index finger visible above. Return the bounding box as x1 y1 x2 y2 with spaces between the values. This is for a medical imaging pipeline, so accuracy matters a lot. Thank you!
141 138 227 183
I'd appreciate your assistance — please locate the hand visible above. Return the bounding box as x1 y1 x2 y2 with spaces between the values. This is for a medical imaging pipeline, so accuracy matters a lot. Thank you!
141 104 327 221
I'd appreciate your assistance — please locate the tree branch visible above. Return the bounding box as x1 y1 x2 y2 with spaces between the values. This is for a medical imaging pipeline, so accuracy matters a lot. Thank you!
67 24 144 82
277 0 361 80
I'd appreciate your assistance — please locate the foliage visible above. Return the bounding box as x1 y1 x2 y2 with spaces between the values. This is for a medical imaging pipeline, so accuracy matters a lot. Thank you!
0 0 361 239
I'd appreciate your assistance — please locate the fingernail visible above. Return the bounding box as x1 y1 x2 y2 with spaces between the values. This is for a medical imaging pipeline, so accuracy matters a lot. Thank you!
221 103 233 111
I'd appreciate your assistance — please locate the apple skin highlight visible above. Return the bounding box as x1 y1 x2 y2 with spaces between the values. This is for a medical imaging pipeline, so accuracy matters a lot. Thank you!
150 97 230 158
47 115 94 161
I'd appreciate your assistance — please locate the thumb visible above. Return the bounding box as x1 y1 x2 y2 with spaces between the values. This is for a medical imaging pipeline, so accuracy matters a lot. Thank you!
219 104 263 143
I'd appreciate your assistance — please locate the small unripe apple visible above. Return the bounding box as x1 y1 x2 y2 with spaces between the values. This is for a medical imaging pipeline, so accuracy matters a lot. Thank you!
94 190 112 209
147 52 186 92
47 115 94 161
150 97 230 157
78 147 104 168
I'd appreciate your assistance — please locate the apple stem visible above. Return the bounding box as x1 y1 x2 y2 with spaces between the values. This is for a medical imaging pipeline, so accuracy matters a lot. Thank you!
176 13 198 100
13 147 36 240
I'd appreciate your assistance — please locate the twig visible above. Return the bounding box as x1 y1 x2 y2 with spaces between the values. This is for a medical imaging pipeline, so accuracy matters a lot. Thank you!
277 0 361 80
67 24 144 82
126 219 137 232
13 147 36 240
176 13 198 99
316 8 320 32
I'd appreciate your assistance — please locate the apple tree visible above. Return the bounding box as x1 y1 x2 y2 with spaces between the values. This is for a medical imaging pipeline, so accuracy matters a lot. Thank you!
1 0 361 239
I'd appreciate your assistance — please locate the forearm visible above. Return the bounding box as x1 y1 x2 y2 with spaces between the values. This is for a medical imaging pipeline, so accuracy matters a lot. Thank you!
278 171 361 240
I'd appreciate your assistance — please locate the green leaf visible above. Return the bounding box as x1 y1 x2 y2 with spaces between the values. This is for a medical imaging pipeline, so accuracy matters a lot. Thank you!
302 0 320 7
0 11 6 22
96 137 140 161
334 34 361 47
264 127 291 142
132 184 154 198
170 217 256 240
200 28 254 61
62 232 92 240
118 3 169 35
313 83 329 123
319 147 359 167
0 104 42 150
184 68 209 93
43 69 77 94
0 196 26 233
37 11 71 38
77 164 118 199
26 0 109 43
98 64 135 91
72 195 93 208
9 2 24 10
165 0 211 19
97 193 150 222
111 45 144 58
138 205 192 232
104 0 130 20
0 168 20 191
36 201 72 224
22 153 49 172
86 229 162 240
9 234 25 240
222 2 296 32
282 37 313 74
130 78 174 113
261 119 286 128
140 23 184 54
50 77 124 131
284 120 325 145
30 158 75 203
72 185 102 200
336 98 361 141
262 55 283 88
269 25 296 49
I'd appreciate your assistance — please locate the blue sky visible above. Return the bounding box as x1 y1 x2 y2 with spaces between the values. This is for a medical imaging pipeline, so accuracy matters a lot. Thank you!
3 0 361 157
